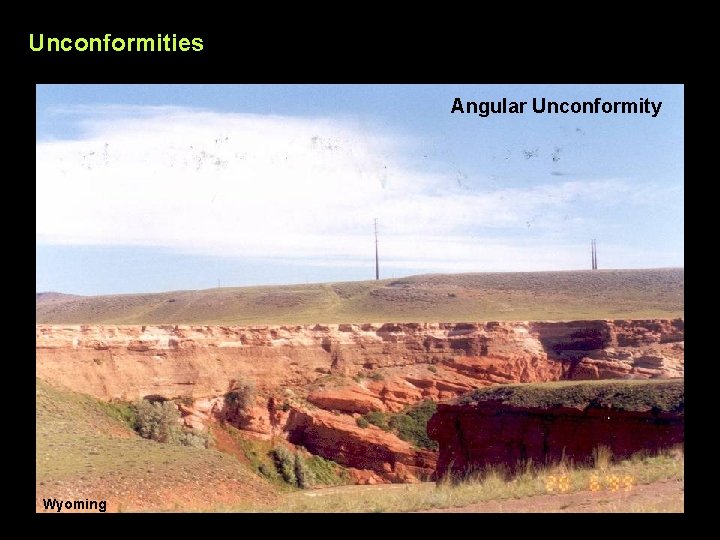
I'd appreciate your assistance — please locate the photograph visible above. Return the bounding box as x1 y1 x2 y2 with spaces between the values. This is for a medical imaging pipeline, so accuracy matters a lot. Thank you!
36 84 684 513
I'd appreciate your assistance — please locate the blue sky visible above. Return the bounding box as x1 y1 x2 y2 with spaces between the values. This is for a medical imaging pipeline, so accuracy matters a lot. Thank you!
36 84 684 295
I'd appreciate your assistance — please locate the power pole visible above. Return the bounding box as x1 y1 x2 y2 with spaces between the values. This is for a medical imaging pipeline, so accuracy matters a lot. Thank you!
594 239 598 270
374 218 380 280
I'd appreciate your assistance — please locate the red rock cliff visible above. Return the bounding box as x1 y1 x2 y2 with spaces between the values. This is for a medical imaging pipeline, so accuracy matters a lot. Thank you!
35 320 683 483
35 320 683 401
427 380 684 477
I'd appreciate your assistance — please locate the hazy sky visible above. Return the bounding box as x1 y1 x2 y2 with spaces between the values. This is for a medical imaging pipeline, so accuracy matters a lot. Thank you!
36 84 684 295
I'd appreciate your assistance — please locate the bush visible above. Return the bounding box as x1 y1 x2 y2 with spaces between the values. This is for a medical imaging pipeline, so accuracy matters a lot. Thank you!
135 399 183 444
258 462 280 481
224 381 256 411
134 399 210 448
271 446 297 485
268 446 335 489
356 417 369 428
427 365 438 373
368 372 384 381
388 400 438 450
294 453 316 488
180 429 209 449
305 455 349 486
364 410 390 431
360 401 438 450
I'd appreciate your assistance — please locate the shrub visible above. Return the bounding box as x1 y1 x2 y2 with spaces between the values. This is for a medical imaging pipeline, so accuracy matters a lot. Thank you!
135 399 182 444
180 429 209 449
389 400 438 450
364 410 390 431
356 417 369 428
427 365 438 373
360 400 438 450
368 372 384 381
224 380 256 411
258 462 280 481
271 446 297 485
133 399 210 448
305 455 349 486
294 453 316 488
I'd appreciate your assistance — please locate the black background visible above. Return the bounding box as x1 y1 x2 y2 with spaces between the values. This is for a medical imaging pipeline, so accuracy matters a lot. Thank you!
22 19 689 533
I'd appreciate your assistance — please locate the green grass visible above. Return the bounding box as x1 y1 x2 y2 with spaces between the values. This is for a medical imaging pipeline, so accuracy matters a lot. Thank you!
455 379 684 413
36 378 683 512
305 455 350 486
224 425 349 489
363 400 438 450
36 378 276 509
228 448 683 513
36 268 683 324
94 400 137 429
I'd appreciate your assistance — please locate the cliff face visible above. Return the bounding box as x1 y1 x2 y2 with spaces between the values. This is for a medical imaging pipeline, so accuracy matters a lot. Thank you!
427 382 684 477
35 320 683 401
35 319 683 483
285 409 438 483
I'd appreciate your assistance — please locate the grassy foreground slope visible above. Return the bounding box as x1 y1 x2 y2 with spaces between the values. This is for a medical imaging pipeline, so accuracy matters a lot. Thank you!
36 379 277 512
36 268 683 325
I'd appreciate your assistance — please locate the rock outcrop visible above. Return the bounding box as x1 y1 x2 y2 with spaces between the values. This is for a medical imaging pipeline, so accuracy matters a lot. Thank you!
285 408 437 483
35 319 684 483
36 320 683 401
427 380 684 477
532 319 684 380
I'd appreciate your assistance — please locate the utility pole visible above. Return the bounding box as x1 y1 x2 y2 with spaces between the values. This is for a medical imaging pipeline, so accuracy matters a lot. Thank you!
374 218 380 280
594 239 598 270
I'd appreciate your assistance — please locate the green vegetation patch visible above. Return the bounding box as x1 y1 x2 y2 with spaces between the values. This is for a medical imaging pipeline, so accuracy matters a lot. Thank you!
362 400 438 450
305 454 350 486
225 427 349 489
94 400 137 429
455 379 684 414
35 378 275 504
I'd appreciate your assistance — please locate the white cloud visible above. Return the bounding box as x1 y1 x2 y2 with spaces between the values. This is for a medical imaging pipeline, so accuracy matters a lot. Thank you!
36 106 649 271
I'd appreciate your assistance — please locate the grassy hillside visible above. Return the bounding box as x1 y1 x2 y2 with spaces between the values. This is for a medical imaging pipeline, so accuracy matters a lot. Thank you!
456 379 684 413
36 268 684 325
36 378 277 512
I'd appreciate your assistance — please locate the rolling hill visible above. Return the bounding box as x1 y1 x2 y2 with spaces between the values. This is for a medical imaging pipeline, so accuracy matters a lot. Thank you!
36 268 683 325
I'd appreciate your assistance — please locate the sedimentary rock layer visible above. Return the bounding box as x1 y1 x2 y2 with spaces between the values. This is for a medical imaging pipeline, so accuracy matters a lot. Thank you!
427 380 684 476
35 320 684 401
36 320 684 483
